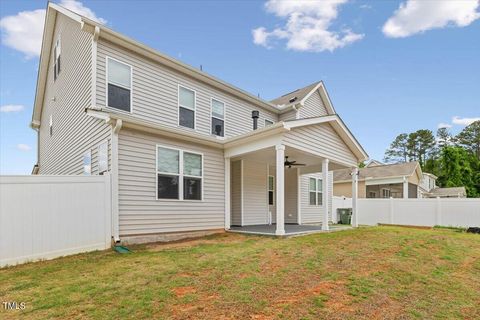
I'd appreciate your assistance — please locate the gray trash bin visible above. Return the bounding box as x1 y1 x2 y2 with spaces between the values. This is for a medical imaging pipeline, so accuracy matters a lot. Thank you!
337 208 352 224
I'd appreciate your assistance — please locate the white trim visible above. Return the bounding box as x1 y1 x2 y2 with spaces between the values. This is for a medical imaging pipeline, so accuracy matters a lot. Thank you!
240 159 244 226
224 158 231 230
322 159 329 231
266 164 271 225
105 56 133 114
210 97 226 137
299 82 336 115
275 144 285 235
177 84 197 130
155 144 204 201
297 167 301 225
91 26 99 107
111 119 122 242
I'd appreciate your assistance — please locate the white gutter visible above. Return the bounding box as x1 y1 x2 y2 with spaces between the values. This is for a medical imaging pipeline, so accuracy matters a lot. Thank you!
111 119 122 242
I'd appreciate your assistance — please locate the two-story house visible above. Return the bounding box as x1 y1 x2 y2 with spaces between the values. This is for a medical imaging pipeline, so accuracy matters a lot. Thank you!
30 3 368 243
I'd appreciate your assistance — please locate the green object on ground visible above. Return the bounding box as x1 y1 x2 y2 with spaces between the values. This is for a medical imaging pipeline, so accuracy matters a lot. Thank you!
338 208 352 224
114 245 131 253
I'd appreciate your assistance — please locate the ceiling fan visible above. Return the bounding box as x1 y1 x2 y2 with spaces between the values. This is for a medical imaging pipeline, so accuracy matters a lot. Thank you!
284 156 306 169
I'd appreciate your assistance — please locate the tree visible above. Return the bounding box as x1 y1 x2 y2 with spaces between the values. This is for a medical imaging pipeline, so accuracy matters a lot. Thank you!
456 120 480 159
384 133 409 163
407 130 435 168
436 127 452 149
437 146 479 197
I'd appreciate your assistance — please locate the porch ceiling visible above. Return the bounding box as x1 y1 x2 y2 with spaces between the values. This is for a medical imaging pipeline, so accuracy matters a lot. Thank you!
231 145 350 171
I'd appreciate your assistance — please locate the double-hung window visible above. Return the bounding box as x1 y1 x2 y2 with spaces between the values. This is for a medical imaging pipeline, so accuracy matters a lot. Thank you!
268 175 274 205
382 188 391 198
309 178 323 206
156 146 202 200
211 99 225 136
54 36 61 81
178 86 195 129
107 58 132 112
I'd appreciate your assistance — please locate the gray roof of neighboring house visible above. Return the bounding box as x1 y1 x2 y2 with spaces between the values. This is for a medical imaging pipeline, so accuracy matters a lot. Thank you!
429 187 466 197
333 161 420 182
270 81 321 106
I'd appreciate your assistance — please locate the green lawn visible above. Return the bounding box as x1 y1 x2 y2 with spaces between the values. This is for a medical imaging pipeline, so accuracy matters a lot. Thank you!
1 226 479 319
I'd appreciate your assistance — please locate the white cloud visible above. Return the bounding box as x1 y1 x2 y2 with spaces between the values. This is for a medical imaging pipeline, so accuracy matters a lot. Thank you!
0 104 25 113
17 144 32 151
383 0 480 38
0 0 106 58
452 116 480 126
252 0 364 52
437 122 452 129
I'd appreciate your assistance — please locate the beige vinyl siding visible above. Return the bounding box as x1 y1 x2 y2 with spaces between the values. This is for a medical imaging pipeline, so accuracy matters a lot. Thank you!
285 168 298 223
283 123 358 167
38 13 111 175
231 160 242 226
279 109 297 121
242 160 268 225
300 90 328 118
300 172 333 224
96 39 278 138
117 128 224 235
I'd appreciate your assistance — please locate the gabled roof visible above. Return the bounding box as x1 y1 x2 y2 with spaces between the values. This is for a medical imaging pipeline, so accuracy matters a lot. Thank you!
333 161 421 182
428 187 466 197
270 81 321 106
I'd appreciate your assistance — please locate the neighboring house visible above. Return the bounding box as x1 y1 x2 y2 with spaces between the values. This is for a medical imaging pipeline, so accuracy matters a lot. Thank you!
334 161 466 199
30 3 368 243
333 162 423 198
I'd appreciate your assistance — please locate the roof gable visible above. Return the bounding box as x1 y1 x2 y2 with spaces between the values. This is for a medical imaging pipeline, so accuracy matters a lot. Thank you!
334 161 420 182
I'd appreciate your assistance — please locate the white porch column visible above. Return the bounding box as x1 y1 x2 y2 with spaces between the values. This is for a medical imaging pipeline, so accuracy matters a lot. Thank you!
275 144 285 235
403 176 408 199
224 158 231 230
351 167 359 227
322 159 330 231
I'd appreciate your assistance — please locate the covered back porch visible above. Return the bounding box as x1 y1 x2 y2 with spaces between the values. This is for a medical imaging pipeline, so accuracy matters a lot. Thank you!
223 116 367 236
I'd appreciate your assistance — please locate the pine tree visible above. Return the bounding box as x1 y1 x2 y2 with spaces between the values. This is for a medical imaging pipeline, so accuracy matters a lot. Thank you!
384 133 408 163
456 120 480 159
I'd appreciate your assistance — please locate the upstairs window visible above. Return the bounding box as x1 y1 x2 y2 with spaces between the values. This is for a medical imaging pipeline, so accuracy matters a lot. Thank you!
54 37 61 81
265 119 274 127
178 86 195 129
268 175 274 205
309 178 323 206
107 58 132 112
211 99 225 137
156 146 203 200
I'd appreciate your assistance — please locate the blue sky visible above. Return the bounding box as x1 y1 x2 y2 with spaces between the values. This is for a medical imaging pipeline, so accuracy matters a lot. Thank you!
1 0 479 174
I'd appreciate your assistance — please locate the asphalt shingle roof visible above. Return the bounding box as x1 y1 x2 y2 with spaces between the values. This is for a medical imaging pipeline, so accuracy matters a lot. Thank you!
270 81 321 106
333 162 420 182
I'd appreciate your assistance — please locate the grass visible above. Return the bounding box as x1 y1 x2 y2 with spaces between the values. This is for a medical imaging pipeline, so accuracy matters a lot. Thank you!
1 226 479 319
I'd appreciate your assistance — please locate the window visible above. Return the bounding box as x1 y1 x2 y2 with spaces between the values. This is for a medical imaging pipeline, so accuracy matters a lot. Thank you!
83 151 91 175
382 188 391 198
211 99 225 136
107 58 132 112
98 142 108 174
368 191 376 198
54 36 61 81
265 119 274 127
309 178 323 206
49 115 53 136
156 146 203 200
178 86 195 129
268 175 274 205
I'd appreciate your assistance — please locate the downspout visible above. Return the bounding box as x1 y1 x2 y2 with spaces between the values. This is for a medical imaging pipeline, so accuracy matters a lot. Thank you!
30 121 41 174
292 103 302 119
111 119 122 243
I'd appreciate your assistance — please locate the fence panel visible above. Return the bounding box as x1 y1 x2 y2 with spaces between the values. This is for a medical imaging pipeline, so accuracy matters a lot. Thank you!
0 175 111 267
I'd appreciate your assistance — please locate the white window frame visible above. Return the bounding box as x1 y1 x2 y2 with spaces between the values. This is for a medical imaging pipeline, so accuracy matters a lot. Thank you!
106 56 133 113
268 175 274 205
265 119 274 127
156 144 204 201
177 84 196 130
382 188 391 198
210 97 226 137
309 177 323 206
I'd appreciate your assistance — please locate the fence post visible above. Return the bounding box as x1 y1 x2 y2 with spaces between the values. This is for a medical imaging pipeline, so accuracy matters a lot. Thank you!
389 197 394 224
436 196 442 226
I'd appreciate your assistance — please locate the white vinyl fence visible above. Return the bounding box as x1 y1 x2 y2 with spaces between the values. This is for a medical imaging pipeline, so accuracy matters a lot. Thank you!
0 175 112 267
356 198 480 228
